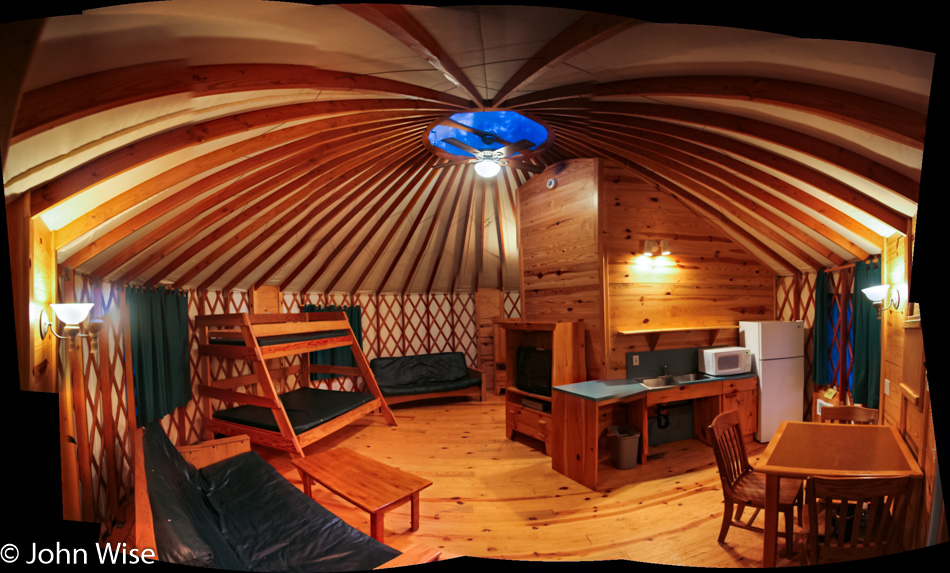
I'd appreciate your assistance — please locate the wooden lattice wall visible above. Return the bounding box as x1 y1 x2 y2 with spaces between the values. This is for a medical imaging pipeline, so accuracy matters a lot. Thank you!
57 277 521 534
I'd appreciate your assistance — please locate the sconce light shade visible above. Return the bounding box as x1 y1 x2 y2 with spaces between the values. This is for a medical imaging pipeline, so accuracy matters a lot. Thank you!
861 285 890 304
474 159 500 177
50 303 95 326
659 239 671 256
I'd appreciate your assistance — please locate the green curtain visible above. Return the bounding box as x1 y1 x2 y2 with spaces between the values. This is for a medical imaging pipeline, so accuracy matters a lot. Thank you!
812 270 831 387
852 261 882 407
303 304 362 381
126 286 191 426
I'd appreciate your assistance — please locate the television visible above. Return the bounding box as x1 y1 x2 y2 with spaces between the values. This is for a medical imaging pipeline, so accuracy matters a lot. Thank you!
515 346 552 396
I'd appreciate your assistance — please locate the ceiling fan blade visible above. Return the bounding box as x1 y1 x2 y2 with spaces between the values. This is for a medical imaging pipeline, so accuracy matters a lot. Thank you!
441 118 511 146
495 139 535 158
441 137 481 156
500 159 544 173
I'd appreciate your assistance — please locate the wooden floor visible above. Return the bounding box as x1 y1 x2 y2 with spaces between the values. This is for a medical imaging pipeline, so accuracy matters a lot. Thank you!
254 393 810 568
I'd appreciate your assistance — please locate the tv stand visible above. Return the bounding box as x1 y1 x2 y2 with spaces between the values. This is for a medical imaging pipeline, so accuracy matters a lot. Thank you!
498 320 586 454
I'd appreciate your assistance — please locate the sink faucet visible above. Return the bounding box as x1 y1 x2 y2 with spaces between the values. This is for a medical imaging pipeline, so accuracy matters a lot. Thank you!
662 364 668 376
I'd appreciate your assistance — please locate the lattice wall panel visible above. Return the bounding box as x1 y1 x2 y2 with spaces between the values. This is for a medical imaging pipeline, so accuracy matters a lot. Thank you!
63 275 133 531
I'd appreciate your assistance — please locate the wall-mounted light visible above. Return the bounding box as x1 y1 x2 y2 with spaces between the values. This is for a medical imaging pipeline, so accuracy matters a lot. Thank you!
39 303 103 353
861 284 901 318
640 239 671 257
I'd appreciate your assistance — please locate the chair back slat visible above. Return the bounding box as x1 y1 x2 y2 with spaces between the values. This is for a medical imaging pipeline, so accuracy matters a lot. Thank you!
806 475 911 563
709 410 751 490
820 405 879 424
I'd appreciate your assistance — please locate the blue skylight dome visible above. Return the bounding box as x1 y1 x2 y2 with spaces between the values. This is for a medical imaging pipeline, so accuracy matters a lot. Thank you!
428 111 548 157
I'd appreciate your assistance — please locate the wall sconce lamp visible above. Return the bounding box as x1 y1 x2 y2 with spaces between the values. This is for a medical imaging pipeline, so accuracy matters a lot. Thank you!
641 239 671 256
39 303 103 354
861 284 901 318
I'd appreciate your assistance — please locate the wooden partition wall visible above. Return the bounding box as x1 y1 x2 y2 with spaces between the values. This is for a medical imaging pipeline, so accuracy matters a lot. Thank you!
517 158 776 381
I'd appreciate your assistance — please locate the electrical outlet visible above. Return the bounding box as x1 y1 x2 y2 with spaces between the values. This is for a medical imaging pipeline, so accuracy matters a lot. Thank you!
884 379 890 395
632 355 639 366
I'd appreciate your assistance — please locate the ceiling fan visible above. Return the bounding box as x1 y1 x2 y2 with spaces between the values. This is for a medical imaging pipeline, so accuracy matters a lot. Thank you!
431 117 544 176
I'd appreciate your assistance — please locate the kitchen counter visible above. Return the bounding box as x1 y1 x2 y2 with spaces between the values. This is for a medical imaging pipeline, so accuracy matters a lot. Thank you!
550 373 758 490
554 372 753 401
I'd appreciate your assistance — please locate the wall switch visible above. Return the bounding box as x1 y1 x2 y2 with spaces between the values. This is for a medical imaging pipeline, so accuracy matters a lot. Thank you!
632 355 639 366
884 379 890 395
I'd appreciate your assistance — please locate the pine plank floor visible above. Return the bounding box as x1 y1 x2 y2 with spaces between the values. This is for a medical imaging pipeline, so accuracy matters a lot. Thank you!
255 393 808 568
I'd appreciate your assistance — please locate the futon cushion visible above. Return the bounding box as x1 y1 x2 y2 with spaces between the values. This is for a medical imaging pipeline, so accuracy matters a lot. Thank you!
198 451 400 572
379 377 482 397
141 423 247 570
212 388 375 434
370 352 470 388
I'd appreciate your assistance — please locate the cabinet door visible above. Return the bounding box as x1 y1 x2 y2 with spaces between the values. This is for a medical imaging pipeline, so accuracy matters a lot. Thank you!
723 388 757 441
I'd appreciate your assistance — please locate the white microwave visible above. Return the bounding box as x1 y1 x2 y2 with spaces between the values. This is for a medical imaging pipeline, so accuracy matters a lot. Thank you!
699 347 752 376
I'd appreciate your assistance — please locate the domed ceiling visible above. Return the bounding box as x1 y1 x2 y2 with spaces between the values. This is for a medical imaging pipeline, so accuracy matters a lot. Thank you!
2 2 936 294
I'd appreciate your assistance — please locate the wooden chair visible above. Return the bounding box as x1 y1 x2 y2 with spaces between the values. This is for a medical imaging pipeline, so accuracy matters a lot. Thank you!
820 405 879 424
707 410 803 557
804 476 911 564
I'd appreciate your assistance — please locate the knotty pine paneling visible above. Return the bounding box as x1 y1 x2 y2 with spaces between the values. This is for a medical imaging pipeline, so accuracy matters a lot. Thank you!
602 161 774 376
518 158 608 379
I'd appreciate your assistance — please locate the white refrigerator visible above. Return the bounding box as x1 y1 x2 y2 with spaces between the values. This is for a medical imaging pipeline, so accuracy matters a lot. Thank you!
739 320 805 442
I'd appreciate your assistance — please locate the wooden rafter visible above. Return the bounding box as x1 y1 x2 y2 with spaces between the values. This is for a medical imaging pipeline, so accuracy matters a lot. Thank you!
233 145 428 292
531 100 920 203
492 12 640 106
141 128 428 287
557 136 801 276
504 75 927 148
341 4 485 106
539 111 897 243
550 118 850 269
399 163 462 294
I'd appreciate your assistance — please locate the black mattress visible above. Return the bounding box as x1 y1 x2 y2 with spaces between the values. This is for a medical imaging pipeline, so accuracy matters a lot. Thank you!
213 388 375 434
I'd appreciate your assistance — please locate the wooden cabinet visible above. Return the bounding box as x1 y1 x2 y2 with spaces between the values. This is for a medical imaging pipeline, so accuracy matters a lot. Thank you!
505 388 552 453
500 320 586 453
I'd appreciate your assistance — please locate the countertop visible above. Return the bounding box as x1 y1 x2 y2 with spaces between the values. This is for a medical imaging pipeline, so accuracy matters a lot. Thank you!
553 372 756 402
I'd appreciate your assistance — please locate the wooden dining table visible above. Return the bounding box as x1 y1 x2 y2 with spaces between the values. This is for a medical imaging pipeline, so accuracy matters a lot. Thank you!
756 420 923 567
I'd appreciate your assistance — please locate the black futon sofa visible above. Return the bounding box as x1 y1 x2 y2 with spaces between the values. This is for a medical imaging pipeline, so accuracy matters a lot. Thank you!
370 351 485 405
140 422 401 571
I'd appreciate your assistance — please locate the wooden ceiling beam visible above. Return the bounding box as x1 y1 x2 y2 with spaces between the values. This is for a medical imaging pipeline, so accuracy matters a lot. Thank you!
14 61 469 145
399 163 463 294
505 76 926 149
33 98 448 219
451 172 479 294
492 12 639 107
531 100 919 203
327 156 445 294
539 110 900 241
341 4 484 106
70 115 427 272
423 167 469 294
364 159 454 294
553 121 828 270
227 143 427 292
138 127 426 287
556 136 801 276
297 153 433 294
550 116 859 265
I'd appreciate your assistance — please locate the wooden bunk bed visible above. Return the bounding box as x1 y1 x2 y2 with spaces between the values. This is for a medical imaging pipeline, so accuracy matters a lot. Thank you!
196 311 396 456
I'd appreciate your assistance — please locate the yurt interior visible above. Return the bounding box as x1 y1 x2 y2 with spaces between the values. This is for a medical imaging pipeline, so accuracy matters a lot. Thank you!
3 1 946 569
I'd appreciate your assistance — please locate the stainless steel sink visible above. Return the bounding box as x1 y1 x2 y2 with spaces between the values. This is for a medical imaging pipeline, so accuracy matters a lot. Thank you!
636 372 713 388
636 376 673 388
671 373 712 383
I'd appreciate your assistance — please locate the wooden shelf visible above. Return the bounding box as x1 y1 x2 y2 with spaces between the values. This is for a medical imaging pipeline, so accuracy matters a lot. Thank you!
616 325 739 350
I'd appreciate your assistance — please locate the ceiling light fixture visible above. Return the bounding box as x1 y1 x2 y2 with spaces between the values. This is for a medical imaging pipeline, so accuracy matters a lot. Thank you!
474 159 501 178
